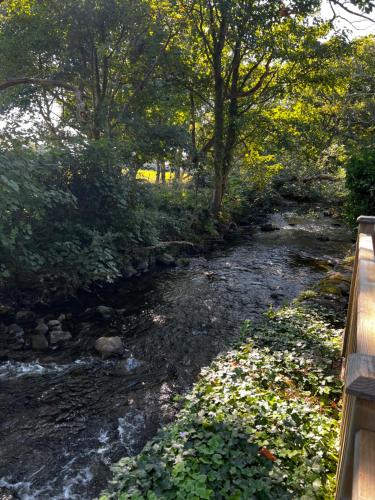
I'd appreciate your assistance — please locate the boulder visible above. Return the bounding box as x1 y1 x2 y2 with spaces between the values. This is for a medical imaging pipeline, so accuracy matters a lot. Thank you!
50 330 72 344
260 223 280 232
48 319 61 328
0 322 8 335
95 336 123 358
156 253 176 267
96 305 115 320
7 324 24 349
31 335 49 351
0 305 15 323
34 320 48 336
78 322 91 335
8 323 24 337
15 310 36 326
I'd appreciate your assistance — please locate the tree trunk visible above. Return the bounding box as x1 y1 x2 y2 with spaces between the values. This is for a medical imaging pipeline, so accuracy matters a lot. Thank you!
190 91 199 172
156 163 161 184
161 163 166 184
211 37 226 216
222 41 241 184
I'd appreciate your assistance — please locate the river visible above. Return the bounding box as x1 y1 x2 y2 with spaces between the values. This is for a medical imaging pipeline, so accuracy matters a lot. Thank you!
0 208 353 499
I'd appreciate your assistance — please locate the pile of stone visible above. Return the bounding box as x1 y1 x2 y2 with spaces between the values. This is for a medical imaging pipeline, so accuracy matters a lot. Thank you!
0 310 72 352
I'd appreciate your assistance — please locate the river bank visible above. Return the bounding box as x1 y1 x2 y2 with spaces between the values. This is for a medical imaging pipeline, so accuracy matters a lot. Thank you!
102 288 348 499
0 206 353 499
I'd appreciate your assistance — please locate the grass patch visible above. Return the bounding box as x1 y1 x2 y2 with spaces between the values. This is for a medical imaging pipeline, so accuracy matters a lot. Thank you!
136 169 190 184
101 302 343 500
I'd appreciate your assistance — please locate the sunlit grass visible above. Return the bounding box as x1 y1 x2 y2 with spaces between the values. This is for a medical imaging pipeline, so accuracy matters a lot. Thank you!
136 169 191 184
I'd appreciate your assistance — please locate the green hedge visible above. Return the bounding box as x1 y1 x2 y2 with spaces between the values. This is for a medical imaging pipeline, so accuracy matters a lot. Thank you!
101 301 343 499
346 148 375 221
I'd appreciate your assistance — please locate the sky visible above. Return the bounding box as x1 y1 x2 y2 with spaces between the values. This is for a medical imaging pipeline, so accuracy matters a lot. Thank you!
321 0 375 37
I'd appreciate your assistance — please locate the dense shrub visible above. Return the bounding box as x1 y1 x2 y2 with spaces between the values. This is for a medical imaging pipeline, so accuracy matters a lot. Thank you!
0 147 216 291
346 148 375 221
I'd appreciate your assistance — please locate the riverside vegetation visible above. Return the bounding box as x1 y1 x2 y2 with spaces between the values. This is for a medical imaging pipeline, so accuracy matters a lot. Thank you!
0 0 375 498
101 268 350 500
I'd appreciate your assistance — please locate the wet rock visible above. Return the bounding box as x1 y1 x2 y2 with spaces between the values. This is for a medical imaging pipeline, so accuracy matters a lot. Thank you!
48 319 61 328
317 281 342 296
156 253 176 267
82 307 95 320
8 323 24 337
50 330 72 344
324 271 352 296
15 310 36 326
34 320 48 336
317 234 330 242
0 322 8 334
323 209 334 217
95 336 123 358
260 223 280 232
0 304 15 323
31 334 49 351
57 313 66 322
7 324 25 349
78 322 91 335
96 305 115 320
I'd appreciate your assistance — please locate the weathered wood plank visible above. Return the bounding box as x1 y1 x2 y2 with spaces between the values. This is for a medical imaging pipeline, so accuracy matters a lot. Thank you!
346 353 375 400
357 215 375 226
356 233 375 355
352 430 375 500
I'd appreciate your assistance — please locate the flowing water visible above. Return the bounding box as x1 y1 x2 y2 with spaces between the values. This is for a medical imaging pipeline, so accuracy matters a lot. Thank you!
0 209 353 499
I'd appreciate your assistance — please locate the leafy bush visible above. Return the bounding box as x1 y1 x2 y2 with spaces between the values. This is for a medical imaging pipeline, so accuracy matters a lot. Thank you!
346 148 375 221
101 303 342 499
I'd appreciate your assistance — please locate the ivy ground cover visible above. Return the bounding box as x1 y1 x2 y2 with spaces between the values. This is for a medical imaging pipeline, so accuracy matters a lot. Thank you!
101 300 343 500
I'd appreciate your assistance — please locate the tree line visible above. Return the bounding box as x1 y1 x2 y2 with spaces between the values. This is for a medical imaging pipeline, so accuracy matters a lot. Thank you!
0 0 374 291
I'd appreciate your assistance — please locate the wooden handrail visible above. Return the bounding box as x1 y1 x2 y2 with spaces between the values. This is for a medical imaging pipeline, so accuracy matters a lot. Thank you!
336 216 375 499
353 430 375 500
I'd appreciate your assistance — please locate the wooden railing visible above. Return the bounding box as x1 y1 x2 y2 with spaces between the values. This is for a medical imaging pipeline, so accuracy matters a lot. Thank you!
336 216 375 500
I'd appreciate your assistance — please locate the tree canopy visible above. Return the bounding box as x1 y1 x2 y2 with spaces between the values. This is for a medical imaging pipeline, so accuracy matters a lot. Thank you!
0 0 374 288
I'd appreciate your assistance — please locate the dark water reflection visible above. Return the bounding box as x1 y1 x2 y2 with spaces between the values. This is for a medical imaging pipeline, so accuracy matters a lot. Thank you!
0 209 353 499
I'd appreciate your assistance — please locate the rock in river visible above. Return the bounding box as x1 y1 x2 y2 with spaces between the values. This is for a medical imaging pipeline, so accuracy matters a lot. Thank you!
95 336 123 358
48 319 61 329
156 253 176 267
15 310 36 326
6 323 25 350
260 223 280 232
31 334 49 351
50 330 72 344
34 320 48 336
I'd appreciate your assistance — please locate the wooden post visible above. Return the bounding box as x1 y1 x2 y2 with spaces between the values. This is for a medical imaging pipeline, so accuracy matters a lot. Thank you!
352 430 375 500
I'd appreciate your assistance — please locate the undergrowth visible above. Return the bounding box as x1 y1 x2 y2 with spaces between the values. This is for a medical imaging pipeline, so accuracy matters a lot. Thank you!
101 302 343 500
